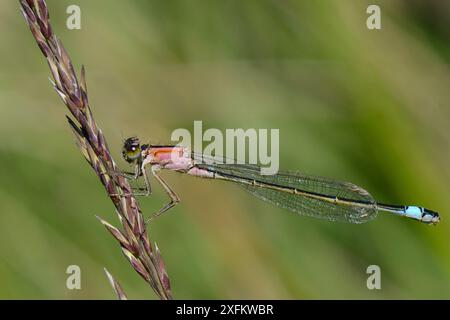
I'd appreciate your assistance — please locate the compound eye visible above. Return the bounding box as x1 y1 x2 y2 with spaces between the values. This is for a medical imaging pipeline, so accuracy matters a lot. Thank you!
126 146 141 159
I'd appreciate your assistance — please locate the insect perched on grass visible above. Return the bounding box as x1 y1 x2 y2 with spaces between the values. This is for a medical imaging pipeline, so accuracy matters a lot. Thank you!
119 137 440 225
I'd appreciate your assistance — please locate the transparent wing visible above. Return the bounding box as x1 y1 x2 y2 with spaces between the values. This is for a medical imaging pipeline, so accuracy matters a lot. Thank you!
239 182 377 224
193 156 377 224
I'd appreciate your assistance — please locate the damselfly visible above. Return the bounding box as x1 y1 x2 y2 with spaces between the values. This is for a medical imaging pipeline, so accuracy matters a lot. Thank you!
119 137 440 225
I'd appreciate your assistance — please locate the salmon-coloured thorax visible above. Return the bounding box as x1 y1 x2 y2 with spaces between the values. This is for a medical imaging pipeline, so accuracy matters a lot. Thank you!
144 146 194 171
142 146 214 178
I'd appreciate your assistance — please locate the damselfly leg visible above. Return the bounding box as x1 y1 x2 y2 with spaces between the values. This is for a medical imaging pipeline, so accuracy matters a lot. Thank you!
99 167 149 196
108 164 180 222
145 171 180 223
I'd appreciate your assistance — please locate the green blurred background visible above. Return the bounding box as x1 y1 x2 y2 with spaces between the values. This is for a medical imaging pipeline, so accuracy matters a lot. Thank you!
1 0 449 299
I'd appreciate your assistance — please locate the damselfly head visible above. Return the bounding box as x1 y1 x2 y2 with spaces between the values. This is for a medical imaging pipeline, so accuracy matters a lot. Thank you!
122 137 142 163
